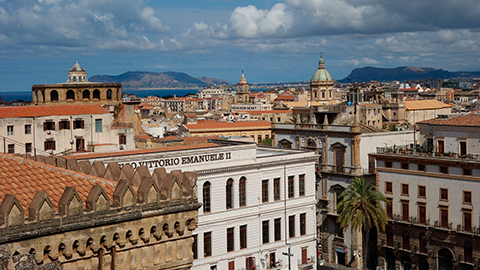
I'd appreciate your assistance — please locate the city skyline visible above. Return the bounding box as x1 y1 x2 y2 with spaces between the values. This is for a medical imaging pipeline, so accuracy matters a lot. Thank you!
1 0 480 91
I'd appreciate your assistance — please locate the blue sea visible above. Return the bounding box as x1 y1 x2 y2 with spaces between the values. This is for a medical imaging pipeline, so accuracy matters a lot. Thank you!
0 89 200 102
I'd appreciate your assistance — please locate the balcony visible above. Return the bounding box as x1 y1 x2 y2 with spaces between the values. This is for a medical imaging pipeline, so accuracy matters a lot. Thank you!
376 146 480 161
298 256 315 269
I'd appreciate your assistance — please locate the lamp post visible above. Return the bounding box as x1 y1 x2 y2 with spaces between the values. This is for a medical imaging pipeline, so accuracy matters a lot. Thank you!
282 242 293 270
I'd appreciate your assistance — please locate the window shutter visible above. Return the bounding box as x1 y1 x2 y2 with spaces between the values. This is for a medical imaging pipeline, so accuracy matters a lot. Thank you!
52 122 55 130
59 121 63 130
66 121 70 130
81 120 84 129
53 141 56 150
43 122 47 131
44 141 47 151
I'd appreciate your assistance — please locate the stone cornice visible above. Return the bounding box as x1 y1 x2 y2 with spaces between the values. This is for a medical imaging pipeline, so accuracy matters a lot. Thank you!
198 156 318 177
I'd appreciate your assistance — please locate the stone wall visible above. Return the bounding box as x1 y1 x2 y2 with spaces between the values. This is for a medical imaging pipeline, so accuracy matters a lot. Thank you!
0 154 200 270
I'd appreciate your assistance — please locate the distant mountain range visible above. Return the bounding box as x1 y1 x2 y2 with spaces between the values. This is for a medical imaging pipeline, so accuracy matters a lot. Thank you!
89 71 230 89
339 67 480 83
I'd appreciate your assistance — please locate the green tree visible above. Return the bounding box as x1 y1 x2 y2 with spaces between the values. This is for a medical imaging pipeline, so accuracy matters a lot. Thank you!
336 177 389 270
289 114 308 124
259 137 272 146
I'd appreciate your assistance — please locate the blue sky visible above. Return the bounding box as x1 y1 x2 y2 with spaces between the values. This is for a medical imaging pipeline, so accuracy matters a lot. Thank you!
1 0 480 91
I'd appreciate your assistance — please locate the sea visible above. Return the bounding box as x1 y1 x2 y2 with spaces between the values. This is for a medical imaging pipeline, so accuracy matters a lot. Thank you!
0 89 200 102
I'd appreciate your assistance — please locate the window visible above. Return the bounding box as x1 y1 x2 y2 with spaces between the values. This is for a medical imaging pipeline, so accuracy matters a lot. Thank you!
193 235 198 259
25 143 32 153
402 230 410 250
43 121 55 131
401 184 409 196
418 186 426 198
119 134 126 145
300 213 306 235
401 201 409 221
418 164 425 171
203 182 211 213
386 226 393 247
95 119 102 132
258 134 262 142
226 179 233 209
385 182 393 194
299 174 305 196
44 140 55 151
7 144 14 154
440 188 448 201
262 220 269 244
288 176 294 198
274 218 281 241
239 177 246 207
7 125 13 135
204 232 212 257
228 261 234 270
418 204 426 224
24 124 31 135
246 257 255 270
74 119 84 129
262 180 269 203
401 163 409 170
440 166 448 174
386 198 393 219
269 252 276 268
59 120 70 130
440 207 448 228
289 215 295 238
463 168 472 176
464 241 473 263
274 178 280 201
277 117 281 122
460 141 467 156
419 233 427 253
385 161 392 168
302 248 308 264
463 191 472 204
463 211 472 232
240 225 247 249
227 227 234 252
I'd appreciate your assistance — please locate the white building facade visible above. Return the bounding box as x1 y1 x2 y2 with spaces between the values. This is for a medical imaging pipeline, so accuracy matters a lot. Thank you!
72 141 318 270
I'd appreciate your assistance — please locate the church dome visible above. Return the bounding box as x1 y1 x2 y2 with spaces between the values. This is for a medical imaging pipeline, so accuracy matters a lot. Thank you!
311 56 333 82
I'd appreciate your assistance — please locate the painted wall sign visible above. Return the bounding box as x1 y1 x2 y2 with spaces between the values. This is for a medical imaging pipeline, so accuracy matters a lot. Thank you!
119 152 232 169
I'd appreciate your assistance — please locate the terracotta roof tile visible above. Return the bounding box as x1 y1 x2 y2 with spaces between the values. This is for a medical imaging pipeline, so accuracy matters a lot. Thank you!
404 100 452 110
418 113 480 127
185 120 271 130
0 104 109 119
0 153 118 212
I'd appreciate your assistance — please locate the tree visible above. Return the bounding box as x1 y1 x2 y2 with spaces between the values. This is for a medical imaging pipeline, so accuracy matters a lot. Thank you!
336 177 389 270
289 114 308 124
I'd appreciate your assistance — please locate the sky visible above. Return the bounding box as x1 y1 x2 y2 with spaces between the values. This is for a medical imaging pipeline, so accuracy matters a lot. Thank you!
1 0 480 91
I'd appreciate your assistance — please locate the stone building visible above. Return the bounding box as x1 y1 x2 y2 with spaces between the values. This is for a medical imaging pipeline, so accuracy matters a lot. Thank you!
0 152 200 270
370 151 480 270
61 140 319 270
310 55 334 103
31 62 122 108
234 71 250 104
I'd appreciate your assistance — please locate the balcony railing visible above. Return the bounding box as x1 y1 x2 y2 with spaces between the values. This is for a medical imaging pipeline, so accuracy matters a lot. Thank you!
298 256 315 266
376 147 480 161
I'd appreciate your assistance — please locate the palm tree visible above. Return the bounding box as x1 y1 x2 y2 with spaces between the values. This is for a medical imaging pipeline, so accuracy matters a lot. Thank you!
336 177 389 270
289 114 308 124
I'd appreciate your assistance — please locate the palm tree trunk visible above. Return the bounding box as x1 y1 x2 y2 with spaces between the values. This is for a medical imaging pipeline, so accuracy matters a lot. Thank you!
363 225 369 270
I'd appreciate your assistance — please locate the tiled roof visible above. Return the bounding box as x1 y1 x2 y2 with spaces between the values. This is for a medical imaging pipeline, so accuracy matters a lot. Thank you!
243 110 293 115
418 113 480 127
404 100 452 110
0 153 117 210
275 94 295 101
185 120 271 130
0 104 109 119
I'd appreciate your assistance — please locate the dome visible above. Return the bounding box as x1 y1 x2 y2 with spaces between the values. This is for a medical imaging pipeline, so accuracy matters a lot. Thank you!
311 56 333 82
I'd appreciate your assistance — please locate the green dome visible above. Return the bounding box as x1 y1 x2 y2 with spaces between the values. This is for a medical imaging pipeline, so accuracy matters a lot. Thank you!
311 56 333 81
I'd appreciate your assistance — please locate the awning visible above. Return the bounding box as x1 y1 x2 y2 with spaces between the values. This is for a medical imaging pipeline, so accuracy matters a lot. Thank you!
336 248 346 253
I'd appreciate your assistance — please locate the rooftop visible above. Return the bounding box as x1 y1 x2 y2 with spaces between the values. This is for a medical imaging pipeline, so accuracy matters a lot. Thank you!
0 153 117 210
418 113 480 127
185 120 271 130
404 100 452 110
0 104 109 118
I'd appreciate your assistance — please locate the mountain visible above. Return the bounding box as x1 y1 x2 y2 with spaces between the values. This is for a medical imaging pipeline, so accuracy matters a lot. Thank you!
89 71 230 89
339 67 480 83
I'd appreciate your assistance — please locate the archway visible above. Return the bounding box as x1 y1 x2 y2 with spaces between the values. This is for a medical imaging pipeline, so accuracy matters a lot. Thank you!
386 251 396 270
419 259 429 270
401 255 412 270
50 90 58 102
107 89 112 100
66 90 75 101
82 90 90 100
93 89 100 100
438 248 454 270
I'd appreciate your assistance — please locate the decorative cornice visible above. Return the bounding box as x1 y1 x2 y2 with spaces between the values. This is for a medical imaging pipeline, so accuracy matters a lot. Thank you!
198 156 318 177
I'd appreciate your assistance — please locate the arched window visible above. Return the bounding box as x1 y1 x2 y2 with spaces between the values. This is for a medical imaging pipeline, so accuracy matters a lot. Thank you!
93 89 100 100
419 233 427 253
322 92 325 98
418 259 429 270
402 230 409 250
401 255 412 270
464 241 473 263
203 182 211 213
117 89 120 100
107 89 112 100
386 252 395 270
82 90 90 100
50 90 58 102
226 179 233 209
438 249 453 270
66 90 75 100
239 177 246 207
